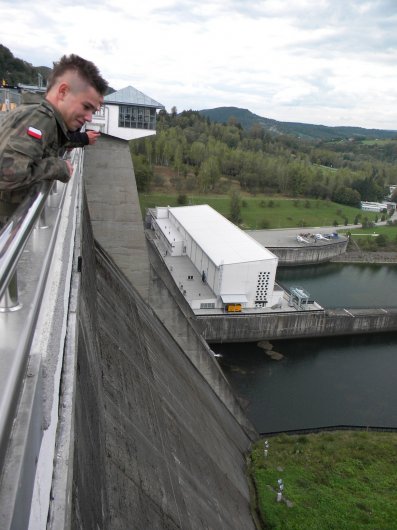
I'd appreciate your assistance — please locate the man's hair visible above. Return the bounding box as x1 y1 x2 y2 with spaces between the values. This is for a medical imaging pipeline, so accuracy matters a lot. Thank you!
46 54 108 95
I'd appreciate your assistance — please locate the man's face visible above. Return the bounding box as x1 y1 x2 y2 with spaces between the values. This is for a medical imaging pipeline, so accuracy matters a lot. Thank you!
59 83 103 131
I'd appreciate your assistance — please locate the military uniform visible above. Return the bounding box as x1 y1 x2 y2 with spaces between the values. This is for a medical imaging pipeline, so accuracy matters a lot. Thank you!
0 99 71 223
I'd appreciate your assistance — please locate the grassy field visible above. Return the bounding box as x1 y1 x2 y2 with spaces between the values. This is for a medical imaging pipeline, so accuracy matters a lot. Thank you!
139 193 379 230
250 432 397 530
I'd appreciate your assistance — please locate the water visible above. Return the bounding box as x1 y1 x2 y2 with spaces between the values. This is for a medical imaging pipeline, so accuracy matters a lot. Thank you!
214 263 397 433
277 262 397 308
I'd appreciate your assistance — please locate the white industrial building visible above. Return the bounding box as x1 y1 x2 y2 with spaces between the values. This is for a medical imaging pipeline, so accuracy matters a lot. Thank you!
150 205 279 312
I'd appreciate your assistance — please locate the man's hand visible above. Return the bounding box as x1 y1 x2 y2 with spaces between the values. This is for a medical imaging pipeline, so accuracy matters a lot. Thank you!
86 130 101 145
66 159 73 176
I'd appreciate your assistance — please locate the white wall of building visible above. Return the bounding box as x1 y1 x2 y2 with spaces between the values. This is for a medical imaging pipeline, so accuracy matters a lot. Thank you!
220 259 277 307
91 105 156 140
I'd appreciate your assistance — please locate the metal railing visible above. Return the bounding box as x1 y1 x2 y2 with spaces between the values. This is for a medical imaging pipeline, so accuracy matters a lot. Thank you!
0 181 53 309
0 149 81 472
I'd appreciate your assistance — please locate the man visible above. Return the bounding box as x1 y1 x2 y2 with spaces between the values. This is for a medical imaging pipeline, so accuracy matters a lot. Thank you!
0 54 108 223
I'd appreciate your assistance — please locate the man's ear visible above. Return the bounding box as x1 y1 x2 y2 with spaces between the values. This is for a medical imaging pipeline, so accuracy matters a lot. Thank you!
58 81 70 101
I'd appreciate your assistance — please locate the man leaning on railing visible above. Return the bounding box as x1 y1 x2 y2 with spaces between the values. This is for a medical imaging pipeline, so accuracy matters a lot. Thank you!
0 53 108 226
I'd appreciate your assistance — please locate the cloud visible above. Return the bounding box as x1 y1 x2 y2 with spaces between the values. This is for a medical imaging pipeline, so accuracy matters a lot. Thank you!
1 0 397 129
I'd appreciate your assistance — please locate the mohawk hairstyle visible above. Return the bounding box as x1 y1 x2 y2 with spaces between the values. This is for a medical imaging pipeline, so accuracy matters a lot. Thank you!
46 54 108 95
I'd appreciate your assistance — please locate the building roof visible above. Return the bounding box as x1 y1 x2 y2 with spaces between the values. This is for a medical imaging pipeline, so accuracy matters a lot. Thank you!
104 86 164 108
169 205 277 266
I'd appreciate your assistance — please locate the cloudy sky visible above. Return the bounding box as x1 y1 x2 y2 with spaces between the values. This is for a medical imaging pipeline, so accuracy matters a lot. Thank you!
2 0 397 129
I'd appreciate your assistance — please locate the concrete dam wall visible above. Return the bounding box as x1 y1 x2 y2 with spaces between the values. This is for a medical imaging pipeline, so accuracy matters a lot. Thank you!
72 191 257 528
198 307 397 343
267 239 348 266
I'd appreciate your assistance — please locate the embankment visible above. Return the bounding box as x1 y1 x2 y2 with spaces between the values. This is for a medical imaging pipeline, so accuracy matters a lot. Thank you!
331 250 397 264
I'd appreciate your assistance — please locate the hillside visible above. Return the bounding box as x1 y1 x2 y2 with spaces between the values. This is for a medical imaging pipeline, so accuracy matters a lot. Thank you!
0 44 51 86
199 106 397 142
0 44 115 94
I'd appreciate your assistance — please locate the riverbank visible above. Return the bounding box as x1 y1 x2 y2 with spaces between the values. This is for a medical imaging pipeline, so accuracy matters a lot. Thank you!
331 250 397 264
250 431 397 530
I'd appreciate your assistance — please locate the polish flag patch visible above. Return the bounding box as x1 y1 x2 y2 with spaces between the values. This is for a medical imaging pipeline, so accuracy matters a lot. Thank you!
27 126 42 140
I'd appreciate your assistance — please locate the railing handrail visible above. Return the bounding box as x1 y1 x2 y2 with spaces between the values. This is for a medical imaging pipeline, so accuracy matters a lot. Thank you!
0 148 81 494
0 180 53 300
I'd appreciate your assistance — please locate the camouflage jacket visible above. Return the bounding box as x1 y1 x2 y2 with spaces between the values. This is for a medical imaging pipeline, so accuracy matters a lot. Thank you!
0 99 70 193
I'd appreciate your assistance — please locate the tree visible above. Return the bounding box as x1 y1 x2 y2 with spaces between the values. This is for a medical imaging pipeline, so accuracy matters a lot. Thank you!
177 194 188 205
230 191 242 224
332 187 361 207
131 154 153 192
198 156 220 192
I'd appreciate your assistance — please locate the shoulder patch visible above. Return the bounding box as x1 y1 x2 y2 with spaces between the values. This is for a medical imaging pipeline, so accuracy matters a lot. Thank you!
27 126 43 140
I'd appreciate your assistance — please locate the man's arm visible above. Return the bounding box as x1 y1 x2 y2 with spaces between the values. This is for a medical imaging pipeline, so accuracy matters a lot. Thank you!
65 130 100 148
65 131 89 148
0 135 70 191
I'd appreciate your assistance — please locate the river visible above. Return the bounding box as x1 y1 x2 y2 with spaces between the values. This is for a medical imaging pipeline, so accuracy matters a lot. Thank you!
214 263 397 433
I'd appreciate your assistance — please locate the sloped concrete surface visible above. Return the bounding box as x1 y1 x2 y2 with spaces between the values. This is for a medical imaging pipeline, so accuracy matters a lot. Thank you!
83 135 150 301
71 197 256 529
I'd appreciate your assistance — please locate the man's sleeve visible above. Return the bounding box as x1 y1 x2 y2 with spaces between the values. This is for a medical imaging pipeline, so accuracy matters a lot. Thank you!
65 131 89 148
0 112 70 191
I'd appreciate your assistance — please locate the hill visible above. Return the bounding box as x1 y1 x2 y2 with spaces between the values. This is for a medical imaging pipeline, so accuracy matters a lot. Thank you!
0 44 51 87
0 44 115 94
199 106 397 142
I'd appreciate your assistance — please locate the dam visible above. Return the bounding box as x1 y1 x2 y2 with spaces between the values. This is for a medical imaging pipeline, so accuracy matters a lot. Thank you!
0 137 257 529
1 134 396 529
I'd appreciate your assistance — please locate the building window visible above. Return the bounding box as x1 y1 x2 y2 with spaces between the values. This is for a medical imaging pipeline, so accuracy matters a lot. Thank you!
200 303 215 309
118 105 157 129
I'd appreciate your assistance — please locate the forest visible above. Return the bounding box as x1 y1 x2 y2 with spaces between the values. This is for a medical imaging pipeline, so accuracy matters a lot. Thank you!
130 109 397 209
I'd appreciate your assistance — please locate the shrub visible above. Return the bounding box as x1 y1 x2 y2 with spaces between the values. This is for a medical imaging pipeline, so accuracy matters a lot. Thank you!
177 194 188 205
376 234 388 247
260 218 271 229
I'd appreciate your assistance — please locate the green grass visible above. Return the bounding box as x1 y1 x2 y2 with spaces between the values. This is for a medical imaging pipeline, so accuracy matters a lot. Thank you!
339 225 397 251
139 193 378 230
340 225 397 236
250 432 397 530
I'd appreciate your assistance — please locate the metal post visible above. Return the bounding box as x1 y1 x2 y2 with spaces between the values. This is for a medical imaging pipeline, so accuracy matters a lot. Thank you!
35 206 49 230
0 271 22 312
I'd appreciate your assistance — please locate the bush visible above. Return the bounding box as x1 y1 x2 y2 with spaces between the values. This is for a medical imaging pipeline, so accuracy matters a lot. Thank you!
362 217 375 229
360 236 377 251
260 218 271 229
153 174 165 187
177 194 188 205
376 234 388 247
